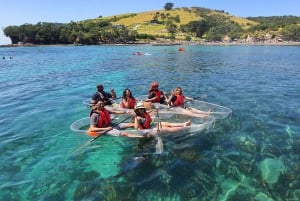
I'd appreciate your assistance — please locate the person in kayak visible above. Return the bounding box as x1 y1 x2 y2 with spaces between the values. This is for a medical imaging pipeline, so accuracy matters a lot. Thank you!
144 81 168 104
166 87 193 107
119 88 136 109
167 87 212 118
133 102 191 135
91 84 116 106
88 100 141 138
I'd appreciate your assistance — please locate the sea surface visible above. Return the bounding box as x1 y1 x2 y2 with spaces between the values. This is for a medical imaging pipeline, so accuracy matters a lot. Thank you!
0 45 299 201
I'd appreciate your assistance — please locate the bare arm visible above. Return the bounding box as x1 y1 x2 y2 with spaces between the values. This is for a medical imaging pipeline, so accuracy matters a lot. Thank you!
144 96 156 102
89 124 112 132
121 98 130 108
110 88 116 99
184 96 194 101
166 94 174 105
134 116 143 130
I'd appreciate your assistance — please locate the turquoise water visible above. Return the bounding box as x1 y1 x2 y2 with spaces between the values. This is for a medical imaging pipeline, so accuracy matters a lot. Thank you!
0 45 300 201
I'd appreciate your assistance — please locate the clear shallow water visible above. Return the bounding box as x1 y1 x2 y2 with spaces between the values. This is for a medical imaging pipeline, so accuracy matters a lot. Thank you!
0 45 300 201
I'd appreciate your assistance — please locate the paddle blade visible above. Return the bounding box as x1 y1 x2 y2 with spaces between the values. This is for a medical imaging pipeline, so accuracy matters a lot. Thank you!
70 140 92 157
155 136 163 154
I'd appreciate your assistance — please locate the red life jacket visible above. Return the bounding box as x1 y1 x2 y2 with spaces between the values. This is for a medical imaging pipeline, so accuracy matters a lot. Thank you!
173 94 184 107
120 97 136 109
151 90 161 103
90 109 111 128
137 112 152 129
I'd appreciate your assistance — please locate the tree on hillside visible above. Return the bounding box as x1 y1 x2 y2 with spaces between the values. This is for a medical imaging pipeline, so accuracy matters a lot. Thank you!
3 25 20 44
166 21 177 35
280 24 300 41
164 2 174 10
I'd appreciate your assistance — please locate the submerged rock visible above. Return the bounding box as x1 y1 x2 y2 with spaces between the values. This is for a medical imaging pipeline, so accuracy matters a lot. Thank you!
258 157 286 185
255 192 274 201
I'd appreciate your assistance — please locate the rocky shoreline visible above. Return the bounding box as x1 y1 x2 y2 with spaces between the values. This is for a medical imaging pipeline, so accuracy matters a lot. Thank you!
1 40 299 48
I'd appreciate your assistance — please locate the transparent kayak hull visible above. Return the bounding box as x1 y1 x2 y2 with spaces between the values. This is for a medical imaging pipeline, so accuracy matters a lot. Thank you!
184 100 232 119
150 100 232 120
70 113 215 137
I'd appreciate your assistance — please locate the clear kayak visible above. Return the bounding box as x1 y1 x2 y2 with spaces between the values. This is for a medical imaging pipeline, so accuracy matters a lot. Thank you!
183 100 232 119
148 100 232 120
70 113 215 137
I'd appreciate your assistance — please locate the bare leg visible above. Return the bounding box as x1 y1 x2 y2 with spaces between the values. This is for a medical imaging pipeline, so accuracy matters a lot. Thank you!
160 120 191 127
156 126 190 135
120 132 144 138
125 122 135 128
188 107 213 115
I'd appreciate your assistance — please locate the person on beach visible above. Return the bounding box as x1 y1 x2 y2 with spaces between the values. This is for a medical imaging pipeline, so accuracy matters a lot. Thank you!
88 100 141 138
166 87 193 107
91 84 116 106
144 82 168 104
119 88 136 109
133 102 191 135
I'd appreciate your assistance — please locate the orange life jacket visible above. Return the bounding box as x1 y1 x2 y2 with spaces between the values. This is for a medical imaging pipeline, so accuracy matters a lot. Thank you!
150 90 161 103
137 112 152 129
88 109 111 137
90 109 111 128
173 94 184 107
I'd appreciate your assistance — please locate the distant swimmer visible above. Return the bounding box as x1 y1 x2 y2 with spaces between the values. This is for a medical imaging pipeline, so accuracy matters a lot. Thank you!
178 47 185 51
2 56 12 60
133 51 142 55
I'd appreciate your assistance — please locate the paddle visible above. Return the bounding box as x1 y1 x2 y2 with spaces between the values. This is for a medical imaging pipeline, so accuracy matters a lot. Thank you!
153 103 163 154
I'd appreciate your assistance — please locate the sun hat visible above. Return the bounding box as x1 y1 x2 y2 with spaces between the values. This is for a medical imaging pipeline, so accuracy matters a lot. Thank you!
134 102 146 113
151 82 159 87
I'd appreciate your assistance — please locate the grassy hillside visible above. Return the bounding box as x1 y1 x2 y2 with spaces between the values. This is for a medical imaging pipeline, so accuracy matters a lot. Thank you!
88 7 258 39
95 8 258 36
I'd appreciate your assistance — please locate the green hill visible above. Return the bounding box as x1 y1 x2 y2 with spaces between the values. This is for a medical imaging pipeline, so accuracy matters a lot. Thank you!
84 7 258 41
3 7 300 45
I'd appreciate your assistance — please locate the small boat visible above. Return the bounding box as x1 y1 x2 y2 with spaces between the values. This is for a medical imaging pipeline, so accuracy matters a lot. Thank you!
70 113 215 137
